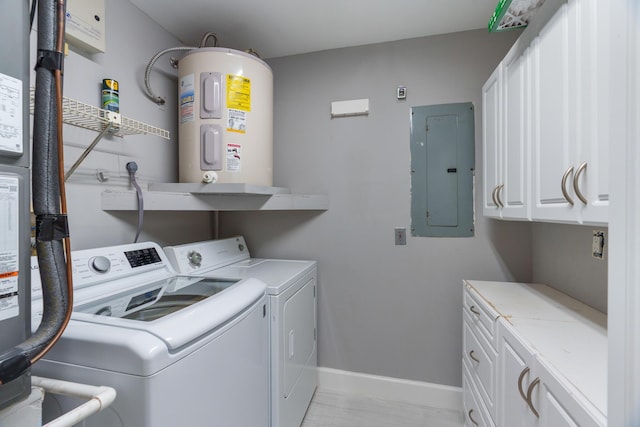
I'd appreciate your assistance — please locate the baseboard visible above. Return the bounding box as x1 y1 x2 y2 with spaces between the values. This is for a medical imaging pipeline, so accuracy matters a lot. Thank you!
316 367 462 411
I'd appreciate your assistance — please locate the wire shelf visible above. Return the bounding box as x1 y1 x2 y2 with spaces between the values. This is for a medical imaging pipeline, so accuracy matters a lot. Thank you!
29 88 170 140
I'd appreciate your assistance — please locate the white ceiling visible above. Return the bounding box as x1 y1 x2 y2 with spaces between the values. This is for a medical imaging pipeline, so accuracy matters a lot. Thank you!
129 0 501 59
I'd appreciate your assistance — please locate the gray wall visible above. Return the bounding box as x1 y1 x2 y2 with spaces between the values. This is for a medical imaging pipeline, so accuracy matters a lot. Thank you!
531 223 608 313
29 0 212 250
220 29 529 388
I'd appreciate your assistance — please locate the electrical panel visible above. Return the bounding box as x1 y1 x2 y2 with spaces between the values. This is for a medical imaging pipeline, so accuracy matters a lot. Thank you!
410 103 475 237
65 0 106 54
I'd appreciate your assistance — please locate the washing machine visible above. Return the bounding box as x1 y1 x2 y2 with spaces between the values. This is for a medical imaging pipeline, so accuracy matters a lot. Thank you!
164 236 317 427
30 242 269 427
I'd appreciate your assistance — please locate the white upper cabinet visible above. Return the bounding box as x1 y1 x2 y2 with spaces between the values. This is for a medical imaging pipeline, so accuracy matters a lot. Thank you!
502 45 531 220
482 45 531 221
532 0 609 225
531 4 573 221
482 65 503 218
484 0 609 225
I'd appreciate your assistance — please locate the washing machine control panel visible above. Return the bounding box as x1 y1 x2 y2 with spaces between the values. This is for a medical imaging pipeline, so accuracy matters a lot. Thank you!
58 244 168 290
31 242 173 327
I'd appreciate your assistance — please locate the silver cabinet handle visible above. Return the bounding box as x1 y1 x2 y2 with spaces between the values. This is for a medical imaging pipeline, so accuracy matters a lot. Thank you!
491 185 499 208
496 184 505 208
526 377 541 418
573 161 588 205
469 350 480 363
517 366 530 402
468 409 479 426
561 166 575 205
469 305 481 316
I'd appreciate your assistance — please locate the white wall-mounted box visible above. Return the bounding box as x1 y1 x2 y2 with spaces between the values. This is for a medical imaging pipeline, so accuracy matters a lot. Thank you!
330 99 369 118
66 0 106 54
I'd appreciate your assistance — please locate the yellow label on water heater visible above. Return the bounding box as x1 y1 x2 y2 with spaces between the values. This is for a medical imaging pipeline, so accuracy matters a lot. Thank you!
226 75 251 112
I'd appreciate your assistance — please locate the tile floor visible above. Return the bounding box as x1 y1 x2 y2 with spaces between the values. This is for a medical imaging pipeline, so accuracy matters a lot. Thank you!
300 389 464 427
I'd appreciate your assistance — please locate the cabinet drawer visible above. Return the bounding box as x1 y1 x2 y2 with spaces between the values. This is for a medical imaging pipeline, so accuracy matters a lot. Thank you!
463 318 496 419
463 359 495 427
464 286 499 348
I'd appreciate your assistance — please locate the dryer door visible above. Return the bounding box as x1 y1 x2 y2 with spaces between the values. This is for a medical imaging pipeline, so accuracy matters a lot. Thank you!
283 277 316 397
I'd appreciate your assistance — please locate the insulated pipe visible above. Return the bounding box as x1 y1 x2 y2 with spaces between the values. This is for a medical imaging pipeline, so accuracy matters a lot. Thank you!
0 0 72 385
30 0 74 364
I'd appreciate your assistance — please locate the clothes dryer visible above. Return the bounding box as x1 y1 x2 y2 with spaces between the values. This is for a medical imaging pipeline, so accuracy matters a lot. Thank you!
31 242 269 427
164 236 317 427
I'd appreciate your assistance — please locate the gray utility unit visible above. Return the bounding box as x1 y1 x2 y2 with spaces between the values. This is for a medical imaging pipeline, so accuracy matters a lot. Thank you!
0 0 32 410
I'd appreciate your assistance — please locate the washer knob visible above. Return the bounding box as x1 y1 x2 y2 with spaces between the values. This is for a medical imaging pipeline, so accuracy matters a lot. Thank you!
188 251 202 267
89 256 111 273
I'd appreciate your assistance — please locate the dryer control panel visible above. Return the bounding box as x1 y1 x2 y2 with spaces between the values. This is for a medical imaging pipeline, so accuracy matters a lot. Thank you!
164 236 250 274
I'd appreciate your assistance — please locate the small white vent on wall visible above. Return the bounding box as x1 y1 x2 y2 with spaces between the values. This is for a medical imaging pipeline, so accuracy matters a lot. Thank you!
330 99 369 118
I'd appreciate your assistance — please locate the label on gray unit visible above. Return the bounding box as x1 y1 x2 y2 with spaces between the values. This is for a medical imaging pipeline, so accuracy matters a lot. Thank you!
0 175 20 321
0 73 23 155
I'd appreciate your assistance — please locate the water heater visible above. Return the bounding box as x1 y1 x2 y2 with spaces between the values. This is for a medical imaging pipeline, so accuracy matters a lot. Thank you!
178 48 273 186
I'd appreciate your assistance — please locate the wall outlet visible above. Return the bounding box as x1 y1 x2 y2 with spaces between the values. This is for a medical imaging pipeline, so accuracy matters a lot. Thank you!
592 230 605 260
395 227 407 245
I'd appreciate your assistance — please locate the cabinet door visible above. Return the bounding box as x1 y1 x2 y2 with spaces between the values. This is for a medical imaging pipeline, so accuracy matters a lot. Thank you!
533 0 609 225
575 0 609 225
497 321 537 427
482 64 502 218
532 360 605 427
532 3 576 222
502 46 531 220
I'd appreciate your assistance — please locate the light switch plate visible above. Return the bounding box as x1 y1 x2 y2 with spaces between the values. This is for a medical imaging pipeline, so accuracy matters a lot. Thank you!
395 228 407 245
397 86 407 100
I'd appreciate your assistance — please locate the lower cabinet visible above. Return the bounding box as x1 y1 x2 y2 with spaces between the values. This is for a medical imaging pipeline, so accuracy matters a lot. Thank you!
496 323 534 426
463 359 495 427
463 281 607 427
498 322 603 427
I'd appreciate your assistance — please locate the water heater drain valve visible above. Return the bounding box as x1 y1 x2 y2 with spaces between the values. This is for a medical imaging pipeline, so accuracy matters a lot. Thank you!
202 171 218 183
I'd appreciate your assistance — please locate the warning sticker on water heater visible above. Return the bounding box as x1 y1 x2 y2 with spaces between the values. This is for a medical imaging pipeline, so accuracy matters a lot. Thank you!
226 75 251 111
179 74 195 124
0 175 20 321
226 143 241 172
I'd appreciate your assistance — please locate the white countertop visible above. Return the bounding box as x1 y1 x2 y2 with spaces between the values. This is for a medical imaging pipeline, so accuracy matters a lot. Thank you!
465 280 607 418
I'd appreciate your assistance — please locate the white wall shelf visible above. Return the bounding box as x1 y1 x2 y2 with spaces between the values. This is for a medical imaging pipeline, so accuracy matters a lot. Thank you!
29 88 171 180
101 187 329 211
29 88 171 139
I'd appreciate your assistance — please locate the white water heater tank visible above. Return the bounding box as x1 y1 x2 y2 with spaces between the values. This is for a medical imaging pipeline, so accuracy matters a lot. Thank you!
178 48 273 185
